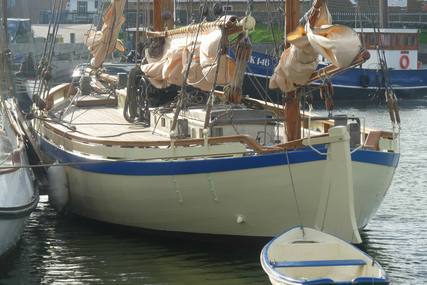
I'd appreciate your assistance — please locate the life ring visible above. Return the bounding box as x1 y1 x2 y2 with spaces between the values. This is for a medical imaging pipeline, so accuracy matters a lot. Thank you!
400 55 410 69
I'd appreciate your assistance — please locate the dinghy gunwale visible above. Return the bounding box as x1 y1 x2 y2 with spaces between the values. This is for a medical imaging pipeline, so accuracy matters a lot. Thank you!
260 227 389 285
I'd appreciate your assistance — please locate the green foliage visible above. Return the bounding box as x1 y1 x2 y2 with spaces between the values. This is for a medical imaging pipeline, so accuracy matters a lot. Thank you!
249 23 284 44
420 30 427 45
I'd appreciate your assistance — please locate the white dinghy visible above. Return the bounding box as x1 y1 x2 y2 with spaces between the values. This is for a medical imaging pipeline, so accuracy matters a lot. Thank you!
260 227 389 285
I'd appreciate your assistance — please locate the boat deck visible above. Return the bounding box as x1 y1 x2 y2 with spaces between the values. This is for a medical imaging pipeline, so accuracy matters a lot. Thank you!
47 105 168 143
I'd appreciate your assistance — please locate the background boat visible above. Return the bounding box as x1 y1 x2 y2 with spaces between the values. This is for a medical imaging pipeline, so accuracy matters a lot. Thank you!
244 28 427 100
0 100 39 257
0 4 39 258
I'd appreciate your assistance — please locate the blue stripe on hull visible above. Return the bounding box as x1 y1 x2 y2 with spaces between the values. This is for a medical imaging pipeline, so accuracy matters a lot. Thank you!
40 137 399 175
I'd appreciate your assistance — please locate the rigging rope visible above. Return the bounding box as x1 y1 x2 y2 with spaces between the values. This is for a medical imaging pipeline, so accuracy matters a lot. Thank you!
170 0 209 133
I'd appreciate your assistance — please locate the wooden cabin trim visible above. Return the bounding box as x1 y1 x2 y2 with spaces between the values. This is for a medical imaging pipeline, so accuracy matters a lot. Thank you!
364 131 394 151
41 119 321 156
45 83 74 110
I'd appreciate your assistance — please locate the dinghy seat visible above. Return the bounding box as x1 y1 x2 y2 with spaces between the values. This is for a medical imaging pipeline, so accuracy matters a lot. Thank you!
271 259 366 268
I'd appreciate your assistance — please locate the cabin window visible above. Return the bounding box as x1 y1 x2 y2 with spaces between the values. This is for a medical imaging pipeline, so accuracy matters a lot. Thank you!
392 34 400 48
222 5 233 12
211 128 223 137
191 128 196 138
369 34 377 47
406 35 415 48
161 118 166 127
380 34 391 49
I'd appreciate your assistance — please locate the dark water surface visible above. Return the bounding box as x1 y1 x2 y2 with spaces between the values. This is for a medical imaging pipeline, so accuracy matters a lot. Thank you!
0 101 426 285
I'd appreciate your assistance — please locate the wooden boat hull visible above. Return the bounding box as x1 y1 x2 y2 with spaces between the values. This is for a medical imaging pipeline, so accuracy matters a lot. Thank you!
40 137 398 238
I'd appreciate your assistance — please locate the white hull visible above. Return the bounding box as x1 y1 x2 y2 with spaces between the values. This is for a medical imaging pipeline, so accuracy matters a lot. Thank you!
0 102 37 257
49 150 396 238
0 148 36 258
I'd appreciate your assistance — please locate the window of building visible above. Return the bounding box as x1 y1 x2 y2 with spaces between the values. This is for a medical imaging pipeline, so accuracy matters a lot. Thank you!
95 0 99 9
406 35 415 48
222 5 233 12
7 0 16 8
211 127 223 137
77 1 88 14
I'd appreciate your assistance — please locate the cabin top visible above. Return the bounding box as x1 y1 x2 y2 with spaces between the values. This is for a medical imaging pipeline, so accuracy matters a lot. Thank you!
355 28 419 51
354 28 419 34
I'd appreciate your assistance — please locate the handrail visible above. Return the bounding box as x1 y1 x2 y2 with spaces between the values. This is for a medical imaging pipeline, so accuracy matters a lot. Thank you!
42 120 329 155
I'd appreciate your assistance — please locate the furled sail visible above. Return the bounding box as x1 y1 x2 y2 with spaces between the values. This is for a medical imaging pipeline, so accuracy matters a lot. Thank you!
141 16 237 91
269 1 361 93
84 0 126 69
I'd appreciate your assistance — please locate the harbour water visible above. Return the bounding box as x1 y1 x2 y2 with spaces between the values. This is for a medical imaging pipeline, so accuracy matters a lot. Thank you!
0 101 426 284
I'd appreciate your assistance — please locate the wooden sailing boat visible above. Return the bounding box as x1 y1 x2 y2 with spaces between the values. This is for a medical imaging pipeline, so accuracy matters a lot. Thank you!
0 0 38 257
24 0 399 243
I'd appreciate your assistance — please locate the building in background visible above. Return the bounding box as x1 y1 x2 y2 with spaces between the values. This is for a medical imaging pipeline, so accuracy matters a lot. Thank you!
6 0 52 24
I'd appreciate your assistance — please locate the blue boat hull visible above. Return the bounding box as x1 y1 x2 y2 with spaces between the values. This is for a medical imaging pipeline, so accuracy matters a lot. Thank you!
243 51 427 100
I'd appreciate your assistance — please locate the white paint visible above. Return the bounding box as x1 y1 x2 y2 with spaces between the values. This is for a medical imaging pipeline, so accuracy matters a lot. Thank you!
363 49 418 70
388 0 407 7
47 164 69 212
0 107 36 257
314 126 361 244
61 155 395 241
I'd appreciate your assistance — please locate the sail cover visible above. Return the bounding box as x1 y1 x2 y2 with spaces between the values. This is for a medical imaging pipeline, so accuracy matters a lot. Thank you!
141 16 236 91
269 2 361 93
84 0 126 69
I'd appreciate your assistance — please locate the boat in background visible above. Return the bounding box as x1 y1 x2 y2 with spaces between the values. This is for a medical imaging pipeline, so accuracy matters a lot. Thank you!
245 28 427 100
0 99 38 257
7 18 89 81
0 13 39 257
261 227 389 285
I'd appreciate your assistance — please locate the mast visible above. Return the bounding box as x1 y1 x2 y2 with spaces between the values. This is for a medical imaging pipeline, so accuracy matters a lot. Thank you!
284 0 301 142
1 0 7 44
153 0 174 31
136 0 140 49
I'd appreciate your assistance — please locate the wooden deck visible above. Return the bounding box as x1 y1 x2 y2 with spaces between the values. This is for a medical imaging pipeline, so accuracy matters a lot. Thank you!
48 105 169 143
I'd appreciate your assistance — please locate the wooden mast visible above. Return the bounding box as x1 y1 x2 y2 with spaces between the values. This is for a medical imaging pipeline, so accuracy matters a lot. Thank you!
136 0 140 49
284 0 301 142
1 0 7 43
153 0 174 31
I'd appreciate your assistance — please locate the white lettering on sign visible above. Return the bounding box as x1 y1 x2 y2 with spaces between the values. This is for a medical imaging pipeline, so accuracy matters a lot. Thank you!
249 55 271 67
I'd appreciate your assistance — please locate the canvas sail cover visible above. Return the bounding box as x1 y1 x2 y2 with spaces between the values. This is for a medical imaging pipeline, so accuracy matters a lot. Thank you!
84 0 126 69
141 17 236 91
269 2 361 93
